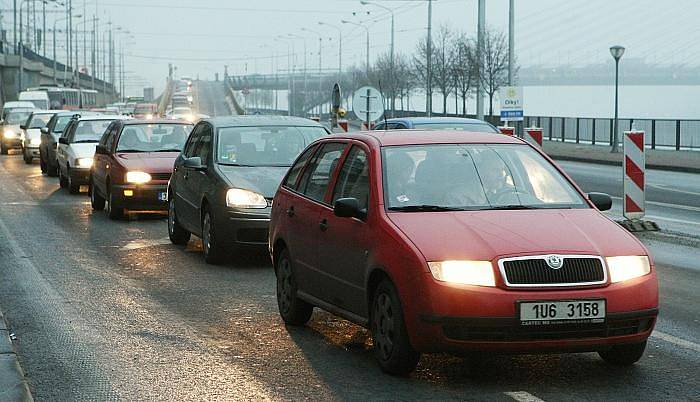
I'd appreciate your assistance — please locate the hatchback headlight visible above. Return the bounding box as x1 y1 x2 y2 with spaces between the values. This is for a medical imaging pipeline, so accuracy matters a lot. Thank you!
30 138 41 146
226 188 267 209
428 260 496 287
76 158 93 168
4 129 16 139
125 171 151 184
606 256 651 283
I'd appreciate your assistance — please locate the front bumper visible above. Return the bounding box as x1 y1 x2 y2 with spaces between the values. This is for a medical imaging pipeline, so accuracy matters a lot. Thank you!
24 145 40 157
112 183 168 212
2 137 22 149
405 271 659 353
69 167 91 185
214 205 271 247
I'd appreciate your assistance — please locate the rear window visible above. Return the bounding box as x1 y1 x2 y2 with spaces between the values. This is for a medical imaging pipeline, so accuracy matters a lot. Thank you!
412 122 498 133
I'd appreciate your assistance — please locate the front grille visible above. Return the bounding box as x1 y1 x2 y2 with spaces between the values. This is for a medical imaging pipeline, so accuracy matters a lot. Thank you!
500 256 605 287
236 228 268 243
150 172 171 181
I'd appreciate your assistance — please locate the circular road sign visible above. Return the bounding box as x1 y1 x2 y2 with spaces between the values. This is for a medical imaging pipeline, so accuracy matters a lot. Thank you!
352 86 384 122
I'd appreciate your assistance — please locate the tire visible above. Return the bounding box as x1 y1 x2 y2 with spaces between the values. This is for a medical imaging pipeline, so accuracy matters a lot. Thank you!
40 153 47 173
275 248 313 325
598 341 647 366
47 158 58 177
106 185 124 220
58 165 68 188
202 208 225 264
67 167 80 194
0 144 7 155
370 279 420 375
23 149 33 164
168 195 191 245
90 179 105 211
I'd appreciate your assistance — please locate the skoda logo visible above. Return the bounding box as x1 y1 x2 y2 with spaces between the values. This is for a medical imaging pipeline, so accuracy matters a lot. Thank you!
546 255 564 269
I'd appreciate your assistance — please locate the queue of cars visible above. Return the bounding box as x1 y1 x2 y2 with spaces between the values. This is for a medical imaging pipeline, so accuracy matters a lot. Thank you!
1 110 658 376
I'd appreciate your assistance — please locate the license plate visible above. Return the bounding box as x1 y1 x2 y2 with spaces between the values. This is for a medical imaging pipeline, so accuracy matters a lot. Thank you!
157 192 167 201
519 300 605 325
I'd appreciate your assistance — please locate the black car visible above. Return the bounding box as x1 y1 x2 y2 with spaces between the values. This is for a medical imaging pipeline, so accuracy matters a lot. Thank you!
40 111 99 176
167 116 328 264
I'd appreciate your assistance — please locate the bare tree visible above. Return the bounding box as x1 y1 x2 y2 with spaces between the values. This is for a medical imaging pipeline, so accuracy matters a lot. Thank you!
412 36 434 114
451 33 477 116
479 28 509 117
393 54 414 113
432 25 455 115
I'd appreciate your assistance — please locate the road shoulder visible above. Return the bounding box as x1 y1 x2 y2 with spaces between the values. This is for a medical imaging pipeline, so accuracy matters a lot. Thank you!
0 310 33 402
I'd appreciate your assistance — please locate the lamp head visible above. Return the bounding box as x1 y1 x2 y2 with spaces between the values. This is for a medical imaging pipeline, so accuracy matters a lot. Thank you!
609 45 625 60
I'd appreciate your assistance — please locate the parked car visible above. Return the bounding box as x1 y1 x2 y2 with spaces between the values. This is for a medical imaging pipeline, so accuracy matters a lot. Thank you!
20 110 57 163
1 105 35 154
40 111 101 175
268 130 658 375
90 119 193 219
57 115 129 193
167 116 329 263
132 103 158 119
373 117 498 132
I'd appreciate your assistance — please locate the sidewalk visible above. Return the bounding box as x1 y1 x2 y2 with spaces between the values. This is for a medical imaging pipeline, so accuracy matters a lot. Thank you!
0 310 33 402
542 141 700 173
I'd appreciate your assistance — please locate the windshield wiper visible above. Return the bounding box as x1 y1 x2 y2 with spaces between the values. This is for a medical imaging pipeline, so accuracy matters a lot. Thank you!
116 149 145 153
484 204 539 210
388 205 465 212
217 162 256 167
153 149 182 152
72 140 99 143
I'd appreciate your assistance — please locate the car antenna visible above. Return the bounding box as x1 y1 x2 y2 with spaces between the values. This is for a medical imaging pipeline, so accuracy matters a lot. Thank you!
378 80 388 130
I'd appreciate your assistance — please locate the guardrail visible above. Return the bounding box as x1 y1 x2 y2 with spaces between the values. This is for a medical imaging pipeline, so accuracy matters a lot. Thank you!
223 77 246 115
157 79 174 117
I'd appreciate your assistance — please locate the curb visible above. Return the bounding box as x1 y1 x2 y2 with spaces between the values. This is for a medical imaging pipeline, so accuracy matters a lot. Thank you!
0 311 33 402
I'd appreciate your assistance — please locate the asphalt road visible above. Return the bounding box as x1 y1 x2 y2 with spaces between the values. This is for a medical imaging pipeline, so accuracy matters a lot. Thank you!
193 80 233 117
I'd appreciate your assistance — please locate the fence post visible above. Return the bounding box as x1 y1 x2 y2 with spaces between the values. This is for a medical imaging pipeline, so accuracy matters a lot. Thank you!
609 119 614 145
549 117 553 140
651 120 656 149
676 120 681 150
575 117 580 143
630 119 634 130
561 118 565 142
592 118 596 145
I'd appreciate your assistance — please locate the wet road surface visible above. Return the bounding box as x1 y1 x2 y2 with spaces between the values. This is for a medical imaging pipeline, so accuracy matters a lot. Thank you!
0 151 698 401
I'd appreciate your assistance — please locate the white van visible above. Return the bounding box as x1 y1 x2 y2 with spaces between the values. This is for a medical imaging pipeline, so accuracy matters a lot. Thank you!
18 91 50 110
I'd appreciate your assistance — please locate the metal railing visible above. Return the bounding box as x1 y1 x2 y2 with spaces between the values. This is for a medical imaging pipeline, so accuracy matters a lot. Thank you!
524 116 700 151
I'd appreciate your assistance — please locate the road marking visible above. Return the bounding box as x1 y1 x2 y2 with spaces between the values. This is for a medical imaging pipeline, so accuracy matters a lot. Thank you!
610 196 700 213
645 215 700 227
651 331 700 353
649 184 700 197
121 237 172 251
505 391 545 402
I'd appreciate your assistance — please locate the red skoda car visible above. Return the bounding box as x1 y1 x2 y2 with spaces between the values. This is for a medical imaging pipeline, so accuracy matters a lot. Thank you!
269 131 658 375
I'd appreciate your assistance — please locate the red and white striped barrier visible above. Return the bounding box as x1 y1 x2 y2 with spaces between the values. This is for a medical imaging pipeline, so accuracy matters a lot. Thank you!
524 127 543 148
310 116 321 122
498 126 515 136
624 130 645 220
337 120 349 133
361 121 376 130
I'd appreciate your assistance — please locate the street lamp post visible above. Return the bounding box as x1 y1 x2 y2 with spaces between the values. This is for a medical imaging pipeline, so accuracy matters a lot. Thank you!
301 27 326 117
610 45 625 153
318 21 342 76
52 14 76 84
274 36 294 116
288 33 307 116
361 0 395 117
341 19 369 80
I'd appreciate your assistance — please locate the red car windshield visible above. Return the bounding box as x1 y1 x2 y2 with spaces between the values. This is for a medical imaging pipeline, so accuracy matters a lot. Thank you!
117 123 193 152
382 144 587 210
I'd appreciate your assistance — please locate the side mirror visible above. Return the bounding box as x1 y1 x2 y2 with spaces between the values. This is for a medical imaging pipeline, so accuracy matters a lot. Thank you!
183 156 206 171
19 125 26 130
588 192 612 211
58 137 68 145
95 145 108 155
40 127 49 134
333 197 365 220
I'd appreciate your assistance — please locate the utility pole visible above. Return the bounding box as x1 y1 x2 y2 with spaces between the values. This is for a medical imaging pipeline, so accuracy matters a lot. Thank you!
42 0 46 57
476 0 485 120
508 0 514 86
426 0 432 117
14 0 17 54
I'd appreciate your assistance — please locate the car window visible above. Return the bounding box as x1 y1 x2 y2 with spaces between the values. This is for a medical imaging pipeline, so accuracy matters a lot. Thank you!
53 115 75 133
283 144 318 190
71 120 113 143
116 123 192 152
332 146 370 211
182 125 201 158
216 125 327 167
101 122 118 151
29 114 53 128
192 125 212 163
297 142 346 203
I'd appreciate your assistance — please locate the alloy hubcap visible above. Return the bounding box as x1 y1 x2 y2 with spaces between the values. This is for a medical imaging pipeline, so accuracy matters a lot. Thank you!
373 292 395 360
277 259 292 313
168 199 175 234
203 214 211 254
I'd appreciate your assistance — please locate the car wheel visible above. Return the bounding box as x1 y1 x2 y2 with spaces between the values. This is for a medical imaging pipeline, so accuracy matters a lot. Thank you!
168 195 191 245
48 158 58 177
202 208 225 264
275 248 313 325
58 165 68 188
90 179 105 211
23 149 33 164
40 153 47 173
106 185 124 220
370 279 420 375
0 144 7 155
67 167 80 194
598 341 647 366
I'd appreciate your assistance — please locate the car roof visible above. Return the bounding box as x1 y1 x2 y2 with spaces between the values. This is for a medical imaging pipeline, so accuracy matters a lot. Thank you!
73 115 130 122
29 110 57 115
384 117 491 125
122 118 192 125
204 115 325 128
52 110 101 117
328 130 524 147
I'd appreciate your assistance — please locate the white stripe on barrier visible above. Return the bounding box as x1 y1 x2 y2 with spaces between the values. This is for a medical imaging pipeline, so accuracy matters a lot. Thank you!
524 128 543 148
623 130 645 220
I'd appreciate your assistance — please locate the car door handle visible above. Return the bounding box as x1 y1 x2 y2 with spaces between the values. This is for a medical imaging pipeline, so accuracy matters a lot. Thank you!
286 206 295 217
319 218 328 231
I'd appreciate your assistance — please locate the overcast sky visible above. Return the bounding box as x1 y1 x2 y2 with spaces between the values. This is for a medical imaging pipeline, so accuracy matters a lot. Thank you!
4 0 699 96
